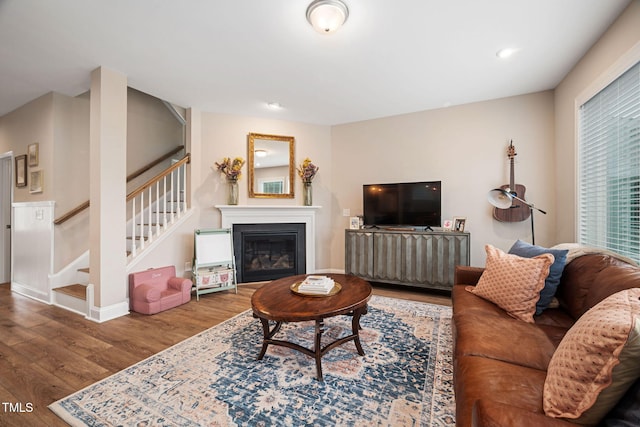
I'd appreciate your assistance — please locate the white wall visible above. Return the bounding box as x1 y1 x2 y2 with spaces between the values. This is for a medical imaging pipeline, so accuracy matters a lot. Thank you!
12 202 55 302
198 113 333 270
0 87 188 272
2 2 638 279
89 67 128 310
331 91 556 267
554 0 640 243
0 93 54 202
52 92 90 270
126 88 185 192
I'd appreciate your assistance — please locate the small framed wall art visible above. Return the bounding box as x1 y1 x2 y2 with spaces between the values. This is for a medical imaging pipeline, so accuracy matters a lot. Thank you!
29 170 43 194
28 142 39 167
453 217 467 232
443 219 453 231
15 154 27 187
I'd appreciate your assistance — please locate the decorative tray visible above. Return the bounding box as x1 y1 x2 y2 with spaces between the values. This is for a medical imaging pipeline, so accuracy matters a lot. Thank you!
290 281 342 297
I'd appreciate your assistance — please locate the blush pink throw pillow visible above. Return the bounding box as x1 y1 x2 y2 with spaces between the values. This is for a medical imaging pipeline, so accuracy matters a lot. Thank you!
467 244 554 323
543 288 640 425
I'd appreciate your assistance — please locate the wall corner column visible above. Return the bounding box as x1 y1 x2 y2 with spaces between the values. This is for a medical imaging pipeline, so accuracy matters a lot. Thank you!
186 108 202 207
89 66 128 319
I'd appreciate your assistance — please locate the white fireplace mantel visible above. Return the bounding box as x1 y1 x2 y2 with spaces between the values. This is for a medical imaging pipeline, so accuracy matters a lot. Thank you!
215 205 321 274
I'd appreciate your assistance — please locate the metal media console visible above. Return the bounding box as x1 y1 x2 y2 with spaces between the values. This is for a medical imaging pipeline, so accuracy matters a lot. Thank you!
344 228 470 292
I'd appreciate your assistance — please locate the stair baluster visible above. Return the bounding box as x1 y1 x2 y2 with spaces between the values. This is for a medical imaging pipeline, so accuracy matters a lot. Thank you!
126 154 190 259
131 197 137 257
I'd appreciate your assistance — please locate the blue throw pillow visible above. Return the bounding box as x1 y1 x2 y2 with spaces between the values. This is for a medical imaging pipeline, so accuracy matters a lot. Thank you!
508 240 568 315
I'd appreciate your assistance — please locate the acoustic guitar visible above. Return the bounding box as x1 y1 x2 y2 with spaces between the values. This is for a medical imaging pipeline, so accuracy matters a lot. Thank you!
493 141 531 222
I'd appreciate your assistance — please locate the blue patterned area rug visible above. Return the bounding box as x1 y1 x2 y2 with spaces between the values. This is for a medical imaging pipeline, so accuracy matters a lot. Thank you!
49 295 455 426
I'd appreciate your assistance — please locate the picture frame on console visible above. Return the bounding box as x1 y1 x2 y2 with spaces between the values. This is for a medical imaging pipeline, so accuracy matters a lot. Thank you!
349 216 360 230
453 217 466 232
443 219 453 231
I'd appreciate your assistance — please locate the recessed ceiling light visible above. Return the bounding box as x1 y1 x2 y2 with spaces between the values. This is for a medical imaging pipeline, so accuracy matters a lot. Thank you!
496 47 520 59
266 102 283 110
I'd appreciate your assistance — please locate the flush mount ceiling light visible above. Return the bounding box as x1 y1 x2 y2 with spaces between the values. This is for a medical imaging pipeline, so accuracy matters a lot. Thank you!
266 101 283 110
306 0 349 34
254 149 267 158
496 47 520 59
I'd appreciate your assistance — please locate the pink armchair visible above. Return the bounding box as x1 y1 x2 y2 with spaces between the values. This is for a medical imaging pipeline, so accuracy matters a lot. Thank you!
129 265 192 314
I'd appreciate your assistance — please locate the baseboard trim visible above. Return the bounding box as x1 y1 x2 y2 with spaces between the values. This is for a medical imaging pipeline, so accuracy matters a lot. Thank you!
11 281 50 304
87 300 130 323
314 268 345 274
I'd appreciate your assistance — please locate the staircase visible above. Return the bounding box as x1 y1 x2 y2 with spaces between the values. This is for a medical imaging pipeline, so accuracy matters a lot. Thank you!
51 153 191 318
52 277 89 316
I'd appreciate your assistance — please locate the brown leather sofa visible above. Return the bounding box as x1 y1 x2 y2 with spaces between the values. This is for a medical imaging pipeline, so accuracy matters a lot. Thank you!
452 252 640 427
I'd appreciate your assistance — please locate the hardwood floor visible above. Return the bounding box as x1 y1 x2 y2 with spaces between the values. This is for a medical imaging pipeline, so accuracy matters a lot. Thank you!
0 281 450 426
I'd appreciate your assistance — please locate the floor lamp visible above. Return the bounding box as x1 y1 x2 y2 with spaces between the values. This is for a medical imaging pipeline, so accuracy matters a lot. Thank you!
487 188 547 245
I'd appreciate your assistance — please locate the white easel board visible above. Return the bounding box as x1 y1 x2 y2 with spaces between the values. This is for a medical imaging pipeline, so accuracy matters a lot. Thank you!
195 230 233 265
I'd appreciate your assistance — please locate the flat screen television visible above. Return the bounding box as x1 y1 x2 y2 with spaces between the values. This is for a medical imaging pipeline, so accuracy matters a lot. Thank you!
363 181 441 228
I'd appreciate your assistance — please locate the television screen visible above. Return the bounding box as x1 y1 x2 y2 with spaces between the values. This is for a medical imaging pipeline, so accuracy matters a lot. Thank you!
363 181 441 227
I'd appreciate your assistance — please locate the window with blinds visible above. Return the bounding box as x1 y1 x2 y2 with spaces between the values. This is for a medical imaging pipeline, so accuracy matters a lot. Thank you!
578 61 640 263
258 178 285 194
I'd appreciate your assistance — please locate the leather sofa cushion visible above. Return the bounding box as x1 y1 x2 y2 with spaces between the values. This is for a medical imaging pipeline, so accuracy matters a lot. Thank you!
534 309 576 347
454 266 485 286
473 400 577 427
455 355 547 427
454 311 558 371
453 284 507 317
584 263 640 311
534 307 575 330
557 254 639 320
453 285 559 371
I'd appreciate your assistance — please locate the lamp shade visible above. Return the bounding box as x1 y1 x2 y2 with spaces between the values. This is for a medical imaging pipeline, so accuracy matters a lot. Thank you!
488 188 513 209
306 0 349 33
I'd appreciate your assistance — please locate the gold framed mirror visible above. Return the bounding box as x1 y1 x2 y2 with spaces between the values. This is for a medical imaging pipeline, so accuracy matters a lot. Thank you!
248 133 295 198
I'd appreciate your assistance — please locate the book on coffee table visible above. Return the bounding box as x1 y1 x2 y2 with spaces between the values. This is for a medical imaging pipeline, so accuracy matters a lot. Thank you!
298 275 335 295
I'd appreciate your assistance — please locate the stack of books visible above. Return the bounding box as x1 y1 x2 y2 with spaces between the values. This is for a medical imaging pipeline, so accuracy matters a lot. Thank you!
298 275 335 295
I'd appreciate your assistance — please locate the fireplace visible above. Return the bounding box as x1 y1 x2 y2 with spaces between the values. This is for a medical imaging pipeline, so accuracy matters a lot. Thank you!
233 223 306 283
217 205 320 279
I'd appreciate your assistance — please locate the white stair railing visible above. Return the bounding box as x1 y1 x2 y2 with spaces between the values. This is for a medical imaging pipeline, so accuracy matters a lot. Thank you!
127 154 190 259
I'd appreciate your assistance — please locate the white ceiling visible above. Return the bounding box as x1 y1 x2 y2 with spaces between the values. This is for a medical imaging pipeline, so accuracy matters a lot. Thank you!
0 0 632 126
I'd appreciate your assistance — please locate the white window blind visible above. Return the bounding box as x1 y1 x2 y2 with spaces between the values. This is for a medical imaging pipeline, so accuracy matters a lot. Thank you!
578 61 640 263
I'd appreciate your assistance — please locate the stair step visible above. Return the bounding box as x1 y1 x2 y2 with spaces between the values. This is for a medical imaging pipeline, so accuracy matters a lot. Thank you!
78 267 89 274
54 284 87 300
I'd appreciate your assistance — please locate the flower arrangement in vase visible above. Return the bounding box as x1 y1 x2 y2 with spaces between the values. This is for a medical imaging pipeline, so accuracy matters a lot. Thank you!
297 158 319 206
215 157 245 205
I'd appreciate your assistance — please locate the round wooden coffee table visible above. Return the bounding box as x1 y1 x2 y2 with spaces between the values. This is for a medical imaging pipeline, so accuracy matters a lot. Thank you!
251 273 372 381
